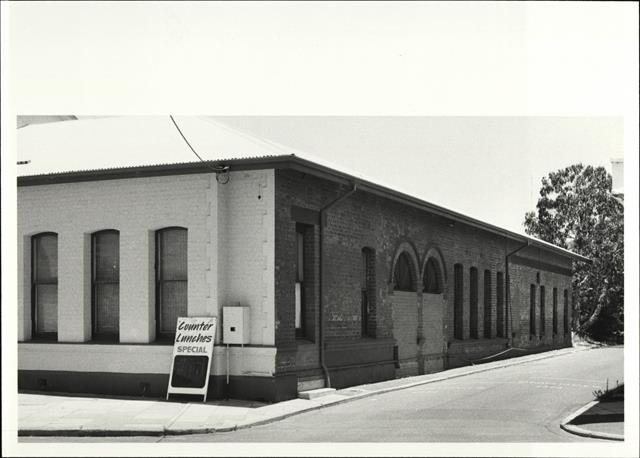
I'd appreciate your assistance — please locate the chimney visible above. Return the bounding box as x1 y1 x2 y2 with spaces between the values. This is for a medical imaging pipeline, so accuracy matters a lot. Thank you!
610 158 624 195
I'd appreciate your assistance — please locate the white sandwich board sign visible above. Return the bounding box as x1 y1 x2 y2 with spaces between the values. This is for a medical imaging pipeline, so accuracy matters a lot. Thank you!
166 316 217 402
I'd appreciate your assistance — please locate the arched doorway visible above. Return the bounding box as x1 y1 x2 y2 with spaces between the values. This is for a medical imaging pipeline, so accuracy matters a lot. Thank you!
419 251 447 374
390 244 420 378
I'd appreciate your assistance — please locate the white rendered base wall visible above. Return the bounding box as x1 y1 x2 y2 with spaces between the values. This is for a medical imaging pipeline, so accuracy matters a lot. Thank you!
18 343 276 377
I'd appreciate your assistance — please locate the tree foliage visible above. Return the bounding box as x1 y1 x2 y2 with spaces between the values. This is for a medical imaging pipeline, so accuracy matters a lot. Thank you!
524 164 624 342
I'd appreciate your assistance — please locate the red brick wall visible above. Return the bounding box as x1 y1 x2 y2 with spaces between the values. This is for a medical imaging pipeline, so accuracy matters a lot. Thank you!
274 169 573 377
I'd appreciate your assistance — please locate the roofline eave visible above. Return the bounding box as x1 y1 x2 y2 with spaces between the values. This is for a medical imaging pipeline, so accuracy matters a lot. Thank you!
17 154 591 263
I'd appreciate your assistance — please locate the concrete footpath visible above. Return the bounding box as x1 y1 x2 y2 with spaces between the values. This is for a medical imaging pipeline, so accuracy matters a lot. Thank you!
18 346 604 437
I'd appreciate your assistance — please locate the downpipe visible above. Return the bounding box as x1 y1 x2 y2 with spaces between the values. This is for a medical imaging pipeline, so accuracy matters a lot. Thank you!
505 240 530 348
318 182 358 388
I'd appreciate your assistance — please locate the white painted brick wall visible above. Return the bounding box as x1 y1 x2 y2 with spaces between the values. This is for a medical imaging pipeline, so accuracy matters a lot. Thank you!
19 343 175 373
18 170 276 376
18 343 276 377
217 171 275 346
18 174 212 343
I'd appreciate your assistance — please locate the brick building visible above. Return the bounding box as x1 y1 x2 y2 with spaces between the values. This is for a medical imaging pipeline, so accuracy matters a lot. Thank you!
17 118 587 402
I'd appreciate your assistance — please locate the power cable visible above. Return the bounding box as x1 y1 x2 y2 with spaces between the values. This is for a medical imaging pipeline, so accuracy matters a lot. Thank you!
169 115 230 183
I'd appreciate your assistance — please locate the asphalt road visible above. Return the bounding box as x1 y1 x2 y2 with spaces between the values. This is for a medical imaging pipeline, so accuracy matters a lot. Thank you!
21 346 624 443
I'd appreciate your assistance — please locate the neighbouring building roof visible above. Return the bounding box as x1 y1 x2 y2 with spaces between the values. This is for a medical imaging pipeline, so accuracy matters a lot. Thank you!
16 116 590 263
16 115 78 129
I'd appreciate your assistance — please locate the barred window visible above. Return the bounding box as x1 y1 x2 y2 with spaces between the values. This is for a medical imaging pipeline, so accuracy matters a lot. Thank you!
31 233 58 339
496 272 505 338
156 227 188 339
393 252 415 292
92 230 120 340
552 288 558 336
469 267 479 338
540 286 546 337
423 258 442 294
295 224 306 338
530 285 536 337
361 248 375 337
563 289 570 335
483 270 492 338
453 264 463 339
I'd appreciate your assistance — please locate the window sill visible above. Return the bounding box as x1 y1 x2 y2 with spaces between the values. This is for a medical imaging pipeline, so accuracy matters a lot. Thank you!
24 335 58 344
91 335 119 343
296 338 316 346
18 340 173 347
154 337 175 346
31 331 57 337
358 336 379 342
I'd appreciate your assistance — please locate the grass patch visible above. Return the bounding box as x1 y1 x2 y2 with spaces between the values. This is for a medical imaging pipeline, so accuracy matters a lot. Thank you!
593 380 624 402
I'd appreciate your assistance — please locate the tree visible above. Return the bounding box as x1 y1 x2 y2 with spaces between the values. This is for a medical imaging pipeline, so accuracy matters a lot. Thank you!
524 164 624 342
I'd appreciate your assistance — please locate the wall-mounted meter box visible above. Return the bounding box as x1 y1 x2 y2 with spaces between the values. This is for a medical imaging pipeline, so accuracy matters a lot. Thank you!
222 306 251 344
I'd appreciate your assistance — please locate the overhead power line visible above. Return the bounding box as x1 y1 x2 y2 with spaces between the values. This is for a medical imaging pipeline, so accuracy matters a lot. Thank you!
169 115 230 182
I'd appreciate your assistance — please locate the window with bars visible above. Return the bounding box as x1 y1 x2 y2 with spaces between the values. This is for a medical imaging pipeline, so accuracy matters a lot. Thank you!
294 223 317 341
552 287 558 336
563 289 570 335
361 248 375 337
295 224 306 338
496 272 504 338
530 284 536 337
483 270 492 338
540 286 546 337
31 233 58 339
156 227 188 339
92 230 120 340
469 267 478 339
422 258 442 294
453 264 463 339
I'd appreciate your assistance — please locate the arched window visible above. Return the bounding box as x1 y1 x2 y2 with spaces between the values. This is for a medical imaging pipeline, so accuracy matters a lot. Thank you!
156 227 188 339
31 232 58 339
393 252 415 292
92 230 120 340
422 258 442 293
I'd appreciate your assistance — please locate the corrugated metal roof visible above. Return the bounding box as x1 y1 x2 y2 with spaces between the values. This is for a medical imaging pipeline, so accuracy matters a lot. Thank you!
16 117 590 263
16 116 305 177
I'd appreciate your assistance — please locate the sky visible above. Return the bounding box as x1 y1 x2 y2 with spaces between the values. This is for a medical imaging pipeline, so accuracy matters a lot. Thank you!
211 116 623 233
2 2 638 457
16 115 622 234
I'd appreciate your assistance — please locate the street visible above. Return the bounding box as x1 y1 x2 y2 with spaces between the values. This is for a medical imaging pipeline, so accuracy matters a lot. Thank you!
21 346 623 443
165 346 623 442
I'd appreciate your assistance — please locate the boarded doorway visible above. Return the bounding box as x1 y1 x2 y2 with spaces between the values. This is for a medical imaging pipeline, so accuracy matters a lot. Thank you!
390 250 420 378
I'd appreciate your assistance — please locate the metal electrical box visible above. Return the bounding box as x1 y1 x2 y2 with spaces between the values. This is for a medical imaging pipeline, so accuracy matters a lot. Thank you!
222 306 251 344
